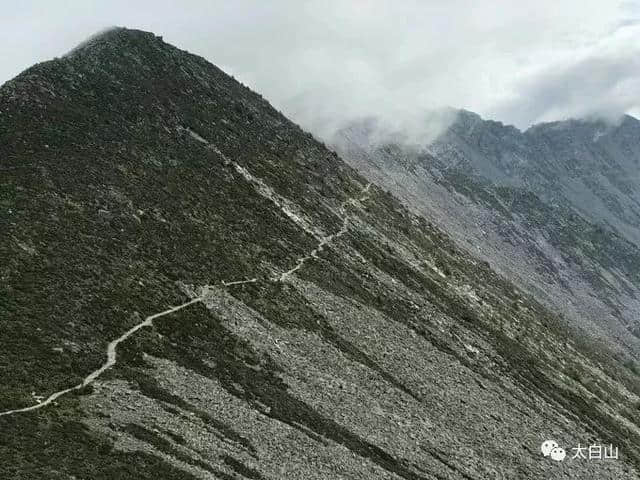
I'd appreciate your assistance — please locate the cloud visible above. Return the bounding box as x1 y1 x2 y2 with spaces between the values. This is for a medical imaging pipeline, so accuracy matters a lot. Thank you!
491 21 640 128
1 0 639 138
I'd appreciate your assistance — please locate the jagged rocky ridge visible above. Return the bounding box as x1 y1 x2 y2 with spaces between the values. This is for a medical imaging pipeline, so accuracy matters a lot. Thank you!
333 112 640 356
1 28 640 479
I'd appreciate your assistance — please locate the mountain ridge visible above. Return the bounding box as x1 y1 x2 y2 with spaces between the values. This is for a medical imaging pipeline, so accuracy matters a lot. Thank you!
2 28 640 479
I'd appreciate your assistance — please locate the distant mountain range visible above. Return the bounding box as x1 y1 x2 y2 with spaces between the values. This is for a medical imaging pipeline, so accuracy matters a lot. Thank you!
2 28 640 479
333 110 640 358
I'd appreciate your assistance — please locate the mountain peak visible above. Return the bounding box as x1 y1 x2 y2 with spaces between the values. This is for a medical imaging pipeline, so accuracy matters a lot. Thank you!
66 27 165 57
525 113 640 135
0 27 174 93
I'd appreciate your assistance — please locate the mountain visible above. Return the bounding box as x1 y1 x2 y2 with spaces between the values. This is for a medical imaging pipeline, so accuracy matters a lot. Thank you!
333 111 640 355
2 28 640 479
435 111 640 244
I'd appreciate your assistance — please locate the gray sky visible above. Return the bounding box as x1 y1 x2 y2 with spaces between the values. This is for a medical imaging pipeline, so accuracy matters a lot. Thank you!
2 0 640 138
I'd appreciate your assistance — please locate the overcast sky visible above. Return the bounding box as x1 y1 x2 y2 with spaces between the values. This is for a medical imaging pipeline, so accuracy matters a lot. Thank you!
2 1 640 138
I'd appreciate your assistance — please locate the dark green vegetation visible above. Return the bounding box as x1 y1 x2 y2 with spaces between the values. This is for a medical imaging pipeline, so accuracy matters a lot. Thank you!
0 416 199 480
1 28 640 479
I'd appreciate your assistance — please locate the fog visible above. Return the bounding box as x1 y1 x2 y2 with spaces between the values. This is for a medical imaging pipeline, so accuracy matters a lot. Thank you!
2 1 640 141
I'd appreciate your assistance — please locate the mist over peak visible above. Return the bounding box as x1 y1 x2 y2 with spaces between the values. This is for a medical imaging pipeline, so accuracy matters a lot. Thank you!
3 2 640 142
330 105 640 157
328 108 461 151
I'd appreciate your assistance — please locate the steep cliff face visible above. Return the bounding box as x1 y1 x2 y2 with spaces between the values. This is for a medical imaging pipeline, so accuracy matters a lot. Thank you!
2 28 640 479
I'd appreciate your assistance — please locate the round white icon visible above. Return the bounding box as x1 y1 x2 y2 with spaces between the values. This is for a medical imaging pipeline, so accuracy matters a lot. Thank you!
541 440 558 457
550 447 566 462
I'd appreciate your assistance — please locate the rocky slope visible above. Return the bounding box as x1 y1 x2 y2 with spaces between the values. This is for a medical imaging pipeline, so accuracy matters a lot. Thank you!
431 111 640 243
1 28 640 479
333 111 640 358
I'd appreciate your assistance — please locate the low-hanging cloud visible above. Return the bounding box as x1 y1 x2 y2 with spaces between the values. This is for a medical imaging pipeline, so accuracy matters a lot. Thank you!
1 0 639 141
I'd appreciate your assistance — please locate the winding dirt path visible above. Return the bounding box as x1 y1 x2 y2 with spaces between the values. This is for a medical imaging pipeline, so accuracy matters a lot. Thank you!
275 183 371 282
0 297 203 417
0 131 372 417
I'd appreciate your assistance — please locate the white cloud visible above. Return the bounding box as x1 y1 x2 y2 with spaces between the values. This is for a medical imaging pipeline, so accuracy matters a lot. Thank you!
490 21 640 127
1 0 638 137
